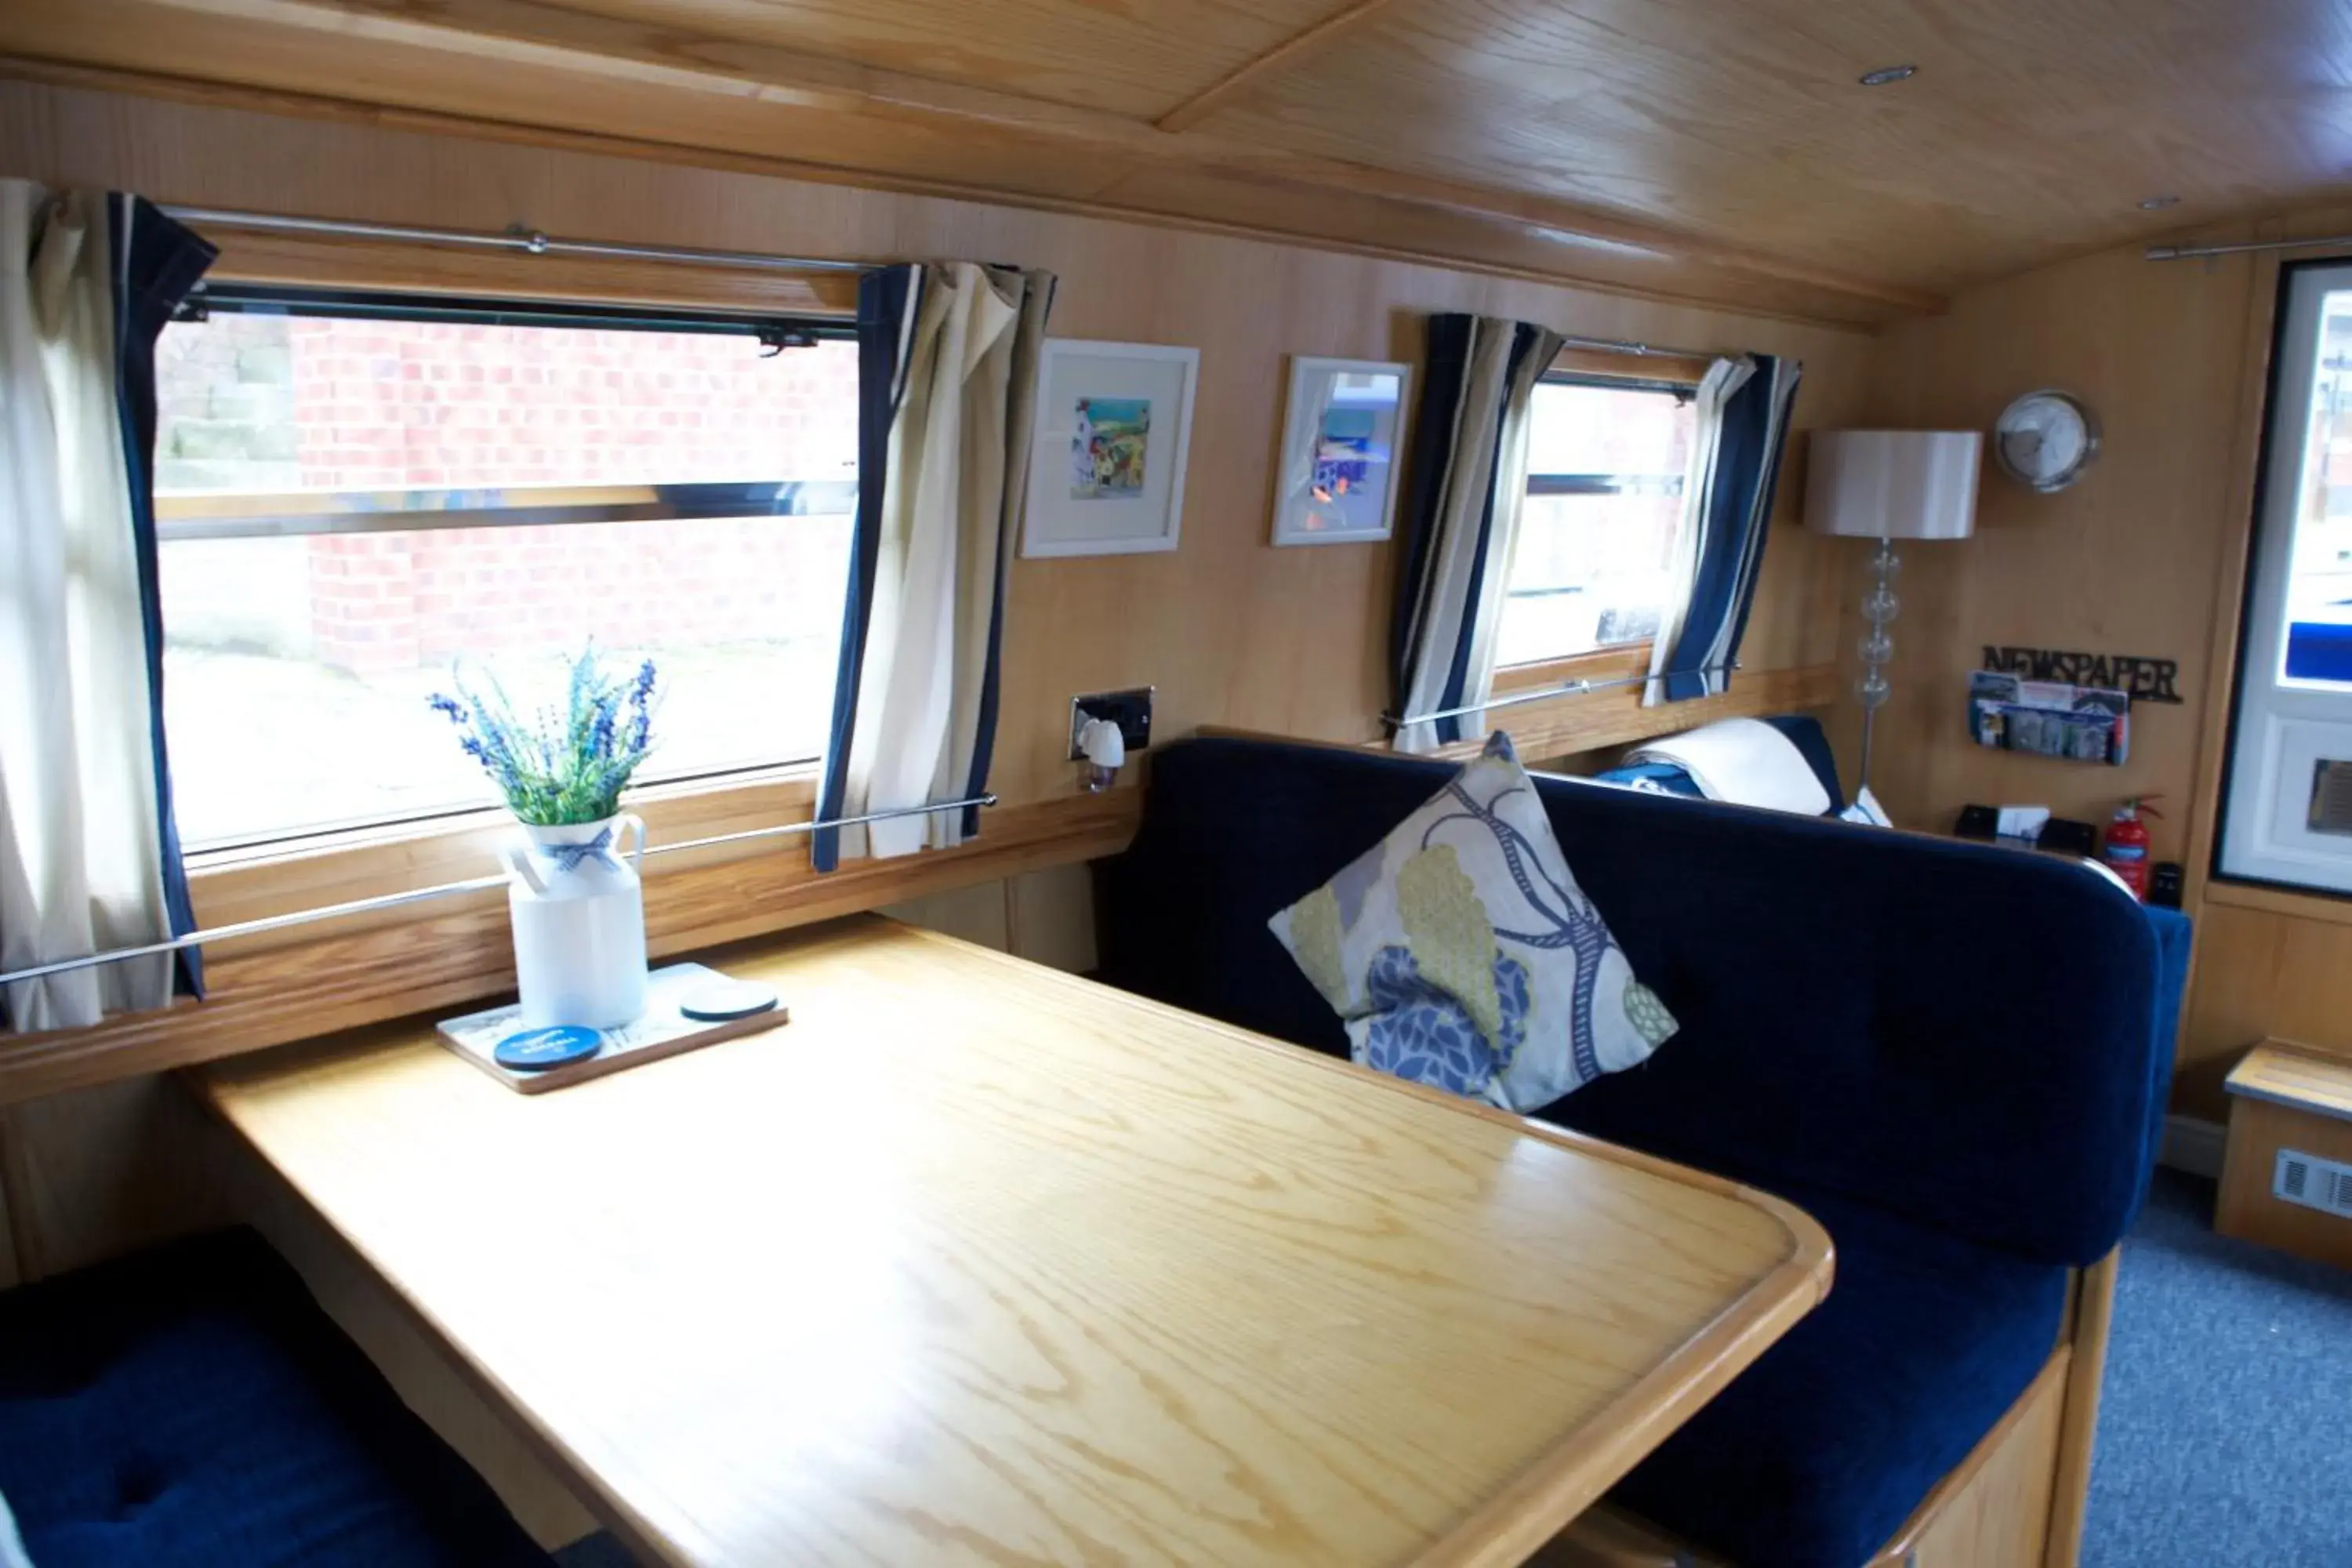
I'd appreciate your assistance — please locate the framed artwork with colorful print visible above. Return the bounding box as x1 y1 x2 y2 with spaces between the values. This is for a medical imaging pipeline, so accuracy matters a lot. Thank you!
1270 355 1412 546
1020 339 1200 557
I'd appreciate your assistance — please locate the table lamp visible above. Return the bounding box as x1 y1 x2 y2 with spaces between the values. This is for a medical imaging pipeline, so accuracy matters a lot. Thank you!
1805 430 1981 794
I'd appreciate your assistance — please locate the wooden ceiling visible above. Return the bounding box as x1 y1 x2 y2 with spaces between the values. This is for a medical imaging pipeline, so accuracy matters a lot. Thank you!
6 0 2351 323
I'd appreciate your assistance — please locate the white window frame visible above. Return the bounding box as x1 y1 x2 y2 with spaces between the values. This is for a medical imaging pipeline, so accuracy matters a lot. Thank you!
2218 258 2352 895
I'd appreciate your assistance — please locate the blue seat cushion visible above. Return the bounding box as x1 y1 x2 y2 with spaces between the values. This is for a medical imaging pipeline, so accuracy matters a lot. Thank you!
0 1228 552 1568
1602 1185 2068 1568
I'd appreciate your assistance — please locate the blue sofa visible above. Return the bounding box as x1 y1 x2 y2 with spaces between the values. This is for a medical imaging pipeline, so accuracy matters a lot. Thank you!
1094 736 2174 1568
0 1228 554 1567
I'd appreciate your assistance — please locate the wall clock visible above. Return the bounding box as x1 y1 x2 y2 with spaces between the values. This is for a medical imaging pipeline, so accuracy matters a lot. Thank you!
1993 390 2100 492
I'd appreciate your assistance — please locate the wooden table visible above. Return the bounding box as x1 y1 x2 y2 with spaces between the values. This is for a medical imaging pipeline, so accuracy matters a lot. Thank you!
198 915 1830 1568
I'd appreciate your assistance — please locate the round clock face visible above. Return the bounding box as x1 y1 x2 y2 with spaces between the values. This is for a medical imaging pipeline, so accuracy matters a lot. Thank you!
1994 390 2099 492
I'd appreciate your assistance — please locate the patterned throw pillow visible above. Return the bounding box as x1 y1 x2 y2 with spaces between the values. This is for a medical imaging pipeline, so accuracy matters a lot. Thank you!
1269 734 1676 1112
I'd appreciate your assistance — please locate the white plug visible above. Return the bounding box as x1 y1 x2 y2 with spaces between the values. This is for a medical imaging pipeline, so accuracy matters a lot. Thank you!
1077 717 1125 792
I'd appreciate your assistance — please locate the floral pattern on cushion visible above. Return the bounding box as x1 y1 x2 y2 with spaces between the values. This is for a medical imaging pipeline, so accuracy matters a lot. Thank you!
1269 733 1675 1112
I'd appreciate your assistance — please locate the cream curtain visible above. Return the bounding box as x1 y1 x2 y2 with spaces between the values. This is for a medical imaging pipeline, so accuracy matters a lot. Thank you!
1644 354 1754 706
0 183 177 1029
818 262 1053 865
1390 314 1565 753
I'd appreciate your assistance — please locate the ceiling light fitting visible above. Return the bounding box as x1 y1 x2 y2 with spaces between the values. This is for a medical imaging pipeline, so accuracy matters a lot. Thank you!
1859 64 1917 86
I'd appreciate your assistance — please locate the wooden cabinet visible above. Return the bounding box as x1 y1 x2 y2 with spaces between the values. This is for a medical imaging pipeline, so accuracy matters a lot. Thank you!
2218 1040 2352 1269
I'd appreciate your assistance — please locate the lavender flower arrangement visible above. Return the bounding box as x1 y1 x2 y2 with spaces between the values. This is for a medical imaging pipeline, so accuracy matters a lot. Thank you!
429 645 659 826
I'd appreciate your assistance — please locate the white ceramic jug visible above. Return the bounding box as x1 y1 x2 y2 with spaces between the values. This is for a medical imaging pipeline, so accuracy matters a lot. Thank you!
503 814 649 1029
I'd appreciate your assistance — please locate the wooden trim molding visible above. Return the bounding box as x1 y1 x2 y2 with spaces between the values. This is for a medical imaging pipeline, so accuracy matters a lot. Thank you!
1429 662 1841 764
2199 874 2352 929
2040 1250 2119 1568
1492 644 1654 695
1865 1347 2071 1567
0 789 1141 1109
1204 661 1838 768
2178 224 2279 923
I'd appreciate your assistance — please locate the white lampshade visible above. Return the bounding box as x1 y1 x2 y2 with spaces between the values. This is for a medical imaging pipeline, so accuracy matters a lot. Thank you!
1805 430 1981 541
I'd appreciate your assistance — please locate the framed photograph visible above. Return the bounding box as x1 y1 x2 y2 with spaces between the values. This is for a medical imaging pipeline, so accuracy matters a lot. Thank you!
1021 339 1200 557
1270 356 1413 546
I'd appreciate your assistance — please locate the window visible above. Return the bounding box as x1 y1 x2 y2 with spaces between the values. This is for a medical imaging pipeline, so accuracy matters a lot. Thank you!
1496 375 1696 669
2220 260 2352 894
154 287 857 851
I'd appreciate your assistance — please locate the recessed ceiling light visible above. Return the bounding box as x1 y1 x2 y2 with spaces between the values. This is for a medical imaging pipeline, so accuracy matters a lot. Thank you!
2139 194 2182 211
1859 64 1917 86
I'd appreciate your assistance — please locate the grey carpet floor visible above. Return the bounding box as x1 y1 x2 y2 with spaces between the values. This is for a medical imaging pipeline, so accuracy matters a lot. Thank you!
556 1167 2352 1568
2082 1167 2352 1567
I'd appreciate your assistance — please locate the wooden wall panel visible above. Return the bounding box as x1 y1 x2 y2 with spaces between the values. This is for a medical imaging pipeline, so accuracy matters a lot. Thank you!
2176 894 2352 1109
0 1076 236 1280
880 881 1014 954
1860 238 2255 857
0 77 1872 821
0 77 1871 1104
1862 206 2352 1121
1006 863 1098 975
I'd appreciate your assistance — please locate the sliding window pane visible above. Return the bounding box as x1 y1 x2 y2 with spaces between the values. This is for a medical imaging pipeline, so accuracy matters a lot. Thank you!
1499 379 1693 666
2282 296 2352 686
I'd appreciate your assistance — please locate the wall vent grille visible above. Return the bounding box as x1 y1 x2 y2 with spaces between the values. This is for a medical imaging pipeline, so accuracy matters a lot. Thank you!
2273 1148 2352 1217
2308 759 2352 837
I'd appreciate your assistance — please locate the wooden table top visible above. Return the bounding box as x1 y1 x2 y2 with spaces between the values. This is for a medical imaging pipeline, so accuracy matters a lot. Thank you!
199 915 1830 1568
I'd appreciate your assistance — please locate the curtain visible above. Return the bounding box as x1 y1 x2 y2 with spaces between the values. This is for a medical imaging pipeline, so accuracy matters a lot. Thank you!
0 185 214 1031
1648 351 1803 705
1389 314 1565 753
813 261 1054 870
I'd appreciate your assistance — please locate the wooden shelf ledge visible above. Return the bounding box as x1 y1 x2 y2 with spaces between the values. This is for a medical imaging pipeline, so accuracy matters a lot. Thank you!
0 789 1141 1110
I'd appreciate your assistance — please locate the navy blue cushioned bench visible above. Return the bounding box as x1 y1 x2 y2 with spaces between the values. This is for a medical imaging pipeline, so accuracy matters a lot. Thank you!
0 1227 554 1568
1094 736 2172 1568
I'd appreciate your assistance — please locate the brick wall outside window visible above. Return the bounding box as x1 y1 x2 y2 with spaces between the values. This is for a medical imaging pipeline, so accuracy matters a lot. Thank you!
157 314 858 673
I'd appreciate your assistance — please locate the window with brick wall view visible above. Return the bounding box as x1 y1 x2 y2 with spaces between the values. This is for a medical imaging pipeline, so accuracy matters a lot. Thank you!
1496 376 1697 668
155 292 858 849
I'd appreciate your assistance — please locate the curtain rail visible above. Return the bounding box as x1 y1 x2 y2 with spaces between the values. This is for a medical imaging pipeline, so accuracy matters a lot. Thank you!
0 794 996 989
159 205 869 276
1554 332 1725 363
1387 663 1737 731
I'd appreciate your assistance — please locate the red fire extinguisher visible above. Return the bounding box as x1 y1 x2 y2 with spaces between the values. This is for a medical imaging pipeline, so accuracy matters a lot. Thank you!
2102 797 2161 902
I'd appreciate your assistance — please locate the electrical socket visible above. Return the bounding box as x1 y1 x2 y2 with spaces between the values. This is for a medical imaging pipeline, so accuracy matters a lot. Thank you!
1069 688 1153 760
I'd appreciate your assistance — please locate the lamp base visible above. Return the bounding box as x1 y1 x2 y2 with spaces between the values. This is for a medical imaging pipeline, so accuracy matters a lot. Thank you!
1856 538 1900 797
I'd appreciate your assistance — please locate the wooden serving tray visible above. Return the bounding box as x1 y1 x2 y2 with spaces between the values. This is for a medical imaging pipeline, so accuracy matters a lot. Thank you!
435 962 789 1094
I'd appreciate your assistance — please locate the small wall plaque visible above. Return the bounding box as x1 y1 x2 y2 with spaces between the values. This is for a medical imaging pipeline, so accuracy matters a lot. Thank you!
1980 646 2181 704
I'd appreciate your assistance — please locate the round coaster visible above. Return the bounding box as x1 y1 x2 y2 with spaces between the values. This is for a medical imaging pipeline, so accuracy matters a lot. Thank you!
493 1025 604 1072
679 978 780 1022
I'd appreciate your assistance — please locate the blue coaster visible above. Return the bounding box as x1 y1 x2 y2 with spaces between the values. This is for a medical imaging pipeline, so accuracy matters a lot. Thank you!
494 1025 604 1072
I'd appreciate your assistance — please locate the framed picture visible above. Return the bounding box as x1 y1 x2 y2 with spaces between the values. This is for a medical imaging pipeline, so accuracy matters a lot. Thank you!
1021 339 1200 557
1270 356 1413 546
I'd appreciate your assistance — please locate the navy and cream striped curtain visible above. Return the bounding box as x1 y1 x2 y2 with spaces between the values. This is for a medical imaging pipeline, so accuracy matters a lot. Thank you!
1 187 214 1030
1388 314 1565 753
812 261 1054 871
1648 352 1803 704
